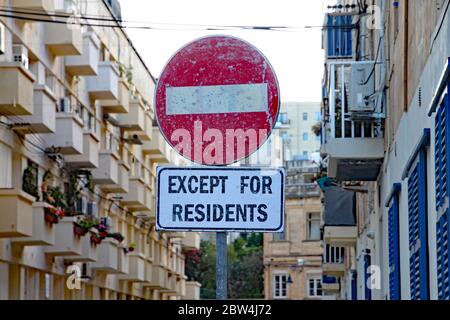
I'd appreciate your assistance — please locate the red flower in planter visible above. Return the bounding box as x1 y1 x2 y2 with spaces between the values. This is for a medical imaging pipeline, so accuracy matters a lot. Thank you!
44 207 65 225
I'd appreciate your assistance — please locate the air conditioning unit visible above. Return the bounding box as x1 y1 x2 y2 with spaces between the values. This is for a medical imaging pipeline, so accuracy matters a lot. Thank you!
75 197 88 215
13 44 29 69
348 63 376 112
0 22 5 55
59 97 71 113
87 202 98 218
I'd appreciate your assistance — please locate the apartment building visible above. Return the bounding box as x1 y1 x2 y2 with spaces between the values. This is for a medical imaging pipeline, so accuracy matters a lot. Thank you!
264 160 323 300
0 0 200 300
277 102 321 161
320 0 450 300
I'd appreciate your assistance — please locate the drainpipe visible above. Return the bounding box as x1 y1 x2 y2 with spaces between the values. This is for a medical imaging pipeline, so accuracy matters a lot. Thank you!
403 0 409 112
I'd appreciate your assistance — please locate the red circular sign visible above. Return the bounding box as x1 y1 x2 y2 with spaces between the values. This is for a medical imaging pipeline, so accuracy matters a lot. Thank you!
155 35 280 165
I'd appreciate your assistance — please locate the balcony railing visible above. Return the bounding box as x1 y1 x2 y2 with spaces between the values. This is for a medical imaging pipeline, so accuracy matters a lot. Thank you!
321 61 385 181
285 183 320 198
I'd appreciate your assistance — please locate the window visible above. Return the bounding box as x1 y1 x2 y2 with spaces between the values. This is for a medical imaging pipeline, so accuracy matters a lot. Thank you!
307 213 321 240
273 227 286 241
302 112 308 121
315 112 322 122
44 274 52 300
0 143 12 188
408 149 429 300
364 253 372 300
388 184 401 300
303 151 309 158
435 90 449 300
303 133 309 141
273 274 288 299
308 277 322 298
279 113 289 125
326 14 353 57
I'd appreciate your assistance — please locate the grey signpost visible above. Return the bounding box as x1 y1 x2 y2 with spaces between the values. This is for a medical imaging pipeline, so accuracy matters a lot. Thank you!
154 36 281 300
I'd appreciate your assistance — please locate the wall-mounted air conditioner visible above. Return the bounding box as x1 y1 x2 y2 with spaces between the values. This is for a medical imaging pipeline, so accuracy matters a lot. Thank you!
348 63 375 112
13 44 29 69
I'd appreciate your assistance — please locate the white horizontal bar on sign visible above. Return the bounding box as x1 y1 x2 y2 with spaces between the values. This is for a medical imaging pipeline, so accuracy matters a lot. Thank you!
166 83 268 115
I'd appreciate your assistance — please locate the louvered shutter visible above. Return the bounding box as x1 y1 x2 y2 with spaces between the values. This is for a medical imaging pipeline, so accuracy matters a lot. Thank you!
408 150 429 300
364 253 372 300
436 91 450 300
388 192 401 300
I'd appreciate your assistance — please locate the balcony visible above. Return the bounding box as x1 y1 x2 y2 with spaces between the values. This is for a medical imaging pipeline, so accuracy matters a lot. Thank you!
146 265 168 289
102 161 129 194
13 85 56 134
121 177 146 211
44 217 83 256
101 79 130 114
321 61 384 181
322 276 340 293
0 189 34 238
44 23 82 56
65 132 100 168
12 0 54 13
65 32 100 76
118 244 129 274
323 186 357 246
324 226 357 246
165 232 186 240
130 111 152 141
162 275 178 294
142 128 169 162
185 281 201 300
65 232 99 262
118 98 146 131
0 63 35 116
91 239 122 273
92 151 119 185
87 61 119 101
42 112 84 155
119 253 146 282
323 245 346 276
285 183 321 199
181 233 200 251
12 202 55 246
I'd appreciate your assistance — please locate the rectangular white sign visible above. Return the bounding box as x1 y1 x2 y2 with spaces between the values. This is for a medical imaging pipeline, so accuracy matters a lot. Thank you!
166 83 268 115
156 167 285 232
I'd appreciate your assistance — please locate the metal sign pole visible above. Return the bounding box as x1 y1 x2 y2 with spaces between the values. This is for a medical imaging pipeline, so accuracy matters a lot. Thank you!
216 231 228 300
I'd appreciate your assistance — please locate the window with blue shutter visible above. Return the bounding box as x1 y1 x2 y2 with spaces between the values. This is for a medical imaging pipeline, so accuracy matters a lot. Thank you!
351 271 357 301
388 184 401 300
327 14 353 58
435 88 450 300
408 149 429 300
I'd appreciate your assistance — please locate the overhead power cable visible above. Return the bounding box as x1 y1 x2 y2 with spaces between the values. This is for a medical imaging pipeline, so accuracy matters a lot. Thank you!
0 7 302 32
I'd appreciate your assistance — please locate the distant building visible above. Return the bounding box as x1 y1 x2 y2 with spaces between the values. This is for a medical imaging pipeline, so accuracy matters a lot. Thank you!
277 102 321 161
263 160 323 300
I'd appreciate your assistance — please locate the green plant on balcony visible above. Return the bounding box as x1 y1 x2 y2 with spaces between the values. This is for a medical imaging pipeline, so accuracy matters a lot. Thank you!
41 170 67 224
22 164 39 199
73 216 98 237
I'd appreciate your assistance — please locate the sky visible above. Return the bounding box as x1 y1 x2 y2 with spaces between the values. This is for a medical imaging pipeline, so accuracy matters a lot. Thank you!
121 0 326 103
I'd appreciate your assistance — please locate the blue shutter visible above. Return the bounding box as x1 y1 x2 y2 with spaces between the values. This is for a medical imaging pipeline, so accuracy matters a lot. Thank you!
436 90 450 300
364 253 372 300
408 150 429 300
327 14 353 58
388 191 401 300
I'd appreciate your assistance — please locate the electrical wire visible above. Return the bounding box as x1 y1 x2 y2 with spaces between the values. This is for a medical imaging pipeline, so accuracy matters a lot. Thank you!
0 7 303 32
361 35 382 86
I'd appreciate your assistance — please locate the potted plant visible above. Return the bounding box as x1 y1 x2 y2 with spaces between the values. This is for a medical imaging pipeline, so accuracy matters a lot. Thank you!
42 184 68 225
123 243 136 254
107 232 125 243
73 216 98 237
90 232 103 246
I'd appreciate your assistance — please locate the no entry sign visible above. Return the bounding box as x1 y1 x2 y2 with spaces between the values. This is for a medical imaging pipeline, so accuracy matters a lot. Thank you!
156 167 285 232
155 36 280 165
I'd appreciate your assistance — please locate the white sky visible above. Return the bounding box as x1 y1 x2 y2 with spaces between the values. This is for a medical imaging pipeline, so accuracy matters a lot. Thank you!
121 0 326 103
